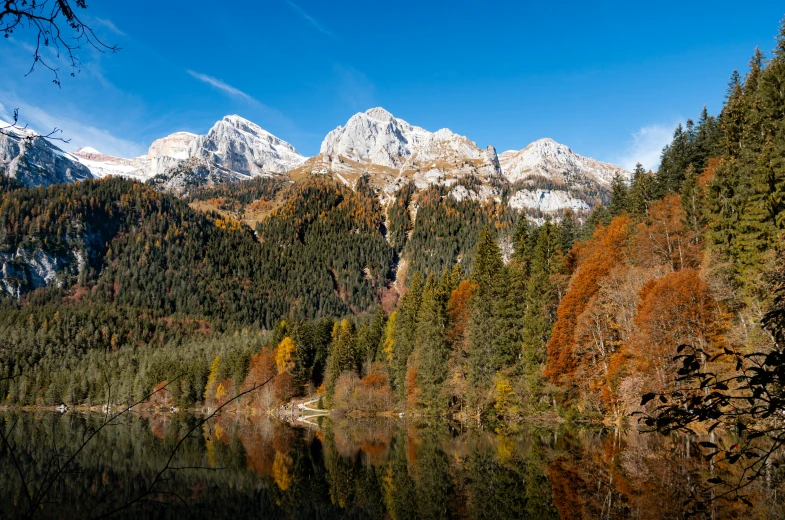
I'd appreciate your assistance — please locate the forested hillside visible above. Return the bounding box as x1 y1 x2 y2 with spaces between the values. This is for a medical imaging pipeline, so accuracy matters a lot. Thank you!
2 21 785 435
298 19 785 425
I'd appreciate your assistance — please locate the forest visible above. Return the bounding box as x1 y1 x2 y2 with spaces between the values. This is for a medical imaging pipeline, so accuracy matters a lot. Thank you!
1 21 785 446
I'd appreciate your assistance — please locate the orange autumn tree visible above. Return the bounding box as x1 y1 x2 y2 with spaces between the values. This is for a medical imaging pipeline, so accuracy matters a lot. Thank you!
630 269 727 393
632 194 701 272
545 216 632 391
241 348 277 410
445 280 478 351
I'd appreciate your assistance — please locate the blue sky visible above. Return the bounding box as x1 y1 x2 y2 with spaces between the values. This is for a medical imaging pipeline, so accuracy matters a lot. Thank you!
1 1 783 170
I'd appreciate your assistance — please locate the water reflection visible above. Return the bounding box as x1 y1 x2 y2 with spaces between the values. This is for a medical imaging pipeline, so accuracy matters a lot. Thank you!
1 412 783 519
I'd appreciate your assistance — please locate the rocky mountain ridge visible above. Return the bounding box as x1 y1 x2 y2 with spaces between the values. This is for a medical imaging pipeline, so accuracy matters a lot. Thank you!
2 109 630 214
0 121 93 187
71 115 307 192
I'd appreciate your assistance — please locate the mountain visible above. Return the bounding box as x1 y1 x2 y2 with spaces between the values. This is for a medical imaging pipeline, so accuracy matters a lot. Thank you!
71 115 306 191
0 122 93 187
3 108 629 216
191 115 306 176
499 138 628 186
311 107 628 215
320 107 495 171
306 107 502 201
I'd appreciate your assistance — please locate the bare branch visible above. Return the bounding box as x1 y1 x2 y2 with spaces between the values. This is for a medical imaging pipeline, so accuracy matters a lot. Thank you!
0 107 70 143
1 0 120 86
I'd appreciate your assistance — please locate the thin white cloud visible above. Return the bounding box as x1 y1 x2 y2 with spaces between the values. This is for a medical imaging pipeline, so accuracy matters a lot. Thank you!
187 70 257 104
286 1 333 36
615 121 681 172
93 18 125 36
0 96 146 157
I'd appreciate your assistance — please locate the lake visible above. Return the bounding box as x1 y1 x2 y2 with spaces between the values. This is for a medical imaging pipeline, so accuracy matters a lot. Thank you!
1 412 783 519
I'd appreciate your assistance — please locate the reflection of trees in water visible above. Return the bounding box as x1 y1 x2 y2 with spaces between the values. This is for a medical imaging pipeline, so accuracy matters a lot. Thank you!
2 414 784 518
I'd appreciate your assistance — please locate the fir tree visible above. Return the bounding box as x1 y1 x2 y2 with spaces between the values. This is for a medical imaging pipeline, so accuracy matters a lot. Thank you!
466 227 505 403
391 272 423 397
628 164 657 216
414 276 449 410
325 319 358 400
521 221 562 408
608 173 629 217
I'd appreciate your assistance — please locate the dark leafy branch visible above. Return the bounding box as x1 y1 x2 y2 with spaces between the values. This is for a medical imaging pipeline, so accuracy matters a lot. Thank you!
634 264 785 514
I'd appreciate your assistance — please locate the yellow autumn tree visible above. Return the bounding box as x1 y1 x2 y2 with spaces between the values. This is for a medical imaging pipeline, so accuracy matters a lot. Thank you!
382 311 397 364
272 452 293 490
493 375 518 420
204 355 221 401
276 336 296 374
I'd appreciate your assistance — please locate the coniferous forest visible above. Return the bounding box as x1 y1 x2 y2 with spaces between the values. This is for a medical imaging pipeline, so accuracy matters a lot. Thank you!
1 20 785 446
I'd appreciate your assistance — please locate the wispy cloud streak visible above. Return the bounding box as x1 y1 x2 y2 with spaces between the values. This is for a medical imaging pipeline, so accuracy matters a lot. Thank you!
93 18 125 36
187 70 257 103
286 1 333 36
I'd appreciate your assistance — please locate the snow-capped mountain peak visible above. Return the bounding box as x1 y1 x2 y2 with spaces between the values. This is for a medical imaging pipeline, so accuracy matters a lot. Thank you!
499 138 629 186
147 132 198 160
189 115 306 176
0 125 92 187
68 116 307 186
320 107 486 169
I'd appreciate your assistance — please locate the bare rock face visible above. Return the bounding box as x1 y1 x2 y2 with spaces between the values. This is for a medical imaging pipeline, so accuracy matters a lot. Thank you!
0 125 92 187
484 145 500 169
0 245 78 298
148 132 199 161
72 115 307 183
498 138 630 186
189 115 306 176
320 107 486 169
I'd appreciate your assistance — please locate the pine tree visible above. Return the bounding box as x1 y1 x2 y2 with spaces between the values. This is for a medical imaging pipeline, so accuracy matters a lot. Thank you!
521 221 562 408
466 227 504 403
391 272 423 396
325 319 357 400
470 227 503 289
414 276 449 410
559 209 579 253
721 69 744 157
608 173 629 217
491 265 522 369
694 105 722 168
680 165 704 234
628 163 657 216
364 305 388 366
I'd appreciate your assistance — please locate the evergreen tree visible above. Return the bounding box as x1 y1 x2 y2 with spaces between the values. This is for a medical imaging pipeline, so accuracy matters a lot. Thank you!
628 163 657 216
559 210 579 253
680 165 704 234
466 228 504 404
414 276 449 410
362 306 388 368
521 222 563 408
391 272 423 397
608 173 629 217
325 319 358 400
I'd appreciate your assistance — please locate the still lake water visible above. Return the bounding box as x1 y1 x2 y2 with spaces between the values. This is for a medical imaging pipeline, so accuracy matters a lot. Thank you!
1 412 783 519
